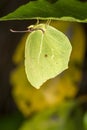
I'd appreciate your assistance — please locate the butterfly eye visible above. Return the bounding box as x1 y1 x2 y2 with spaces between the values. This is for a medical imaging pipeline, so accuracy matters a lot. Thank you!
27 25 34 29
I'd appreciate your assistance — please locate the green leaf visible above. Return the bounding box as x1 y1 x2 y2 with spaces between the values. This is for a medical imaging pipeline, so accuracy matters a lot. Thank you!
0 0 87 22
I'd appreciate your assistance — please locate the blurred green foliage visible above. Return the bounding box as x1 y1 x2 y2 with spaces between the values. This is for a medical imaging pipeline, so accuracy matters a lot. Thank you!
84 113 87 130
19 101 84 130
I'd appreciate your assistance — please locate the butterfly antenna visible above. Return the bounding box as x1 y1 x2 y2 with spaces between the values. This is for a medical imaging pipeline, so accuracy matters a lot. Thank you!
10 29 30 33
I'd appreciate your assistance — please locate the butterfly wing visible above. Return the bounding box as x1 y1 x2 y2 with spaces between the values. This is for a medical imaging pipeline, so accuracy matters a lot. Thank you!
25 24 72 89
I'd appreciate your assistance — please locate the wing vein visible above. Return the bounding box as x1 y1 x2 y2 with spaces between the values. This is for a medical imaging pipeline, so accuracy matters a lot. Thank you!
38 33 44 64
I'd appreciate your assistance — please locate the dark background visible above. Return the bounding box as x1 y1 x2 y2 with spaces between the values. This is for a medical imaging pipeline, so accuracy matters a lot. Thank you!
0 0 87 116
